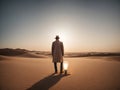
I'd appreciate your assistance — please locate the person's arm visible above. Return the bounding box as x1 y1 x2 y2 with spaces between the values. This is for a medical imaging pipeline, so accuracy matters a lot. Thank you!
61 42 64 56
51 42 54 56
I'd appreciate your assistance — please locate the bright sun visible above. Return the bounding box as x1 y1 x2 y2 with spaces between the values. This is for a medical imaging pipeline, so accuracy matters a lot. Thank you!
52 27 71 43
49 26 74 52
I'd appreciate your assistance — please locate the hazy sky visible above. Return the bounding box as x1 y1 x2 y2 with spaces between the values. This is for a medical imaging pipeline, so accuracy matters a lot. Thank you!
0 0 120 52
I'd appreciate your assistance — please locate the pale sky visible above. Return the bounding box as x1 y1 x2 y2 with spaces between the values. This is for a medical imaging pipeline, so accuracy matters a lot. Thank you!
0 0 120 52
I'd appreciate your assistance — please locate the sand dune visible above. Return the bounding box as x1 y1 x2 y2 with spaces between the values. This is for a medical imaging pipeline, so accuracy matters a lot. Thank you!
1 48 120 58
0 55 13 61
0 48 48 58
18 52 47 58
0 56 120 90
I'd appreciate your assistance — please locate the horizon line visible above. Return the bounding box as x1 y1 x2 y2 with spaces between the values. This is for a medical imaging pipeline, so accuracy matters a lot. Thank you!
0 48 120 53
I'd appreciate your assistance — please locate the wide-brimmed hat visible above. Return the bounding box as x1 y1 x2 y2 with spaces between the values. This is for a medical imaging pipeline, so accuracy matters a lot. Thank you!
55 35 60 39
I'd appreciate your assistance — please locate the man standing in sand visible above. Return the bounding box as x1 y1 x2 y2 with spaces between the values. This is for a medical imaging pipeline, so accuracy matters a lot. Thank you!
52 35 64 74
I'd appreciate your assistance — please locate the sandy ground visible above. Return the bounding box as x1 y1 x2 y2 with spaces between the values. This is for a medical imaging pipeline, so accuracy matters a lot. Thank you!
0 56 120 90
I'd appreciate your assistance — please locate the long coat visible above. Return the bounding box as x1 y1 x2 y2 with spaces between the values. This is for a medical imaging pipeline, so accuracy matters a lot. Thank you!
52 40 64 63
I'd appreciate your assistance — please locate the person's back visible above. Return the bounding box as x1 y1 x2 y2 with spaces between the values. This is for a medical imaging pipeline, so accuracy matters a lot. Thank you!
51 35 64 73
52 40 64 62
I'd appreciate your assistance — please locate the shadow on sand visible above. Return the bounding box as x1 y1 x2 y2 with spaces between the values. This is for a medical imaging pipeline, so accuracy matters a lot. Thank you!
27 73 69 90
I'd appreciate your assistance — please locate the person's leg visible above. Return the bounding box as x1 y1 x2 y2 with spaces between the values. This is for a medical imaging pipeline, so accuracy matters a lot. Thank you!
54 62 58 73
60 62 63 73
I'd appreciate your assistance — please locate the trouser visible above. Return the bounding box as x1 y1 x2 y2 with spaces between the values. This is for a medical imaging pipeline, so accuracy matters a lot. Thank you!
54 62 63 73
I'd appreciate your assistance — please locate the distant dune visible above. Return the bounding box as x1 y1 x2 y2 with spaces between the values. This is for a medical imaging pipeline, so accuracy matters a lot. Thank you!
0 48 48 58
0 48 28 56
18 52 47 58
0 55 13 61
0 48 120 58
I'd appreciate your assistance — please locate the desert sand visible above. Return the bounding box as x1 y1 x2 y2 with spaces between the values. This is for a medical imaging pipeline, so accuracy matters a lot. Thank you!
0 56 120 90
